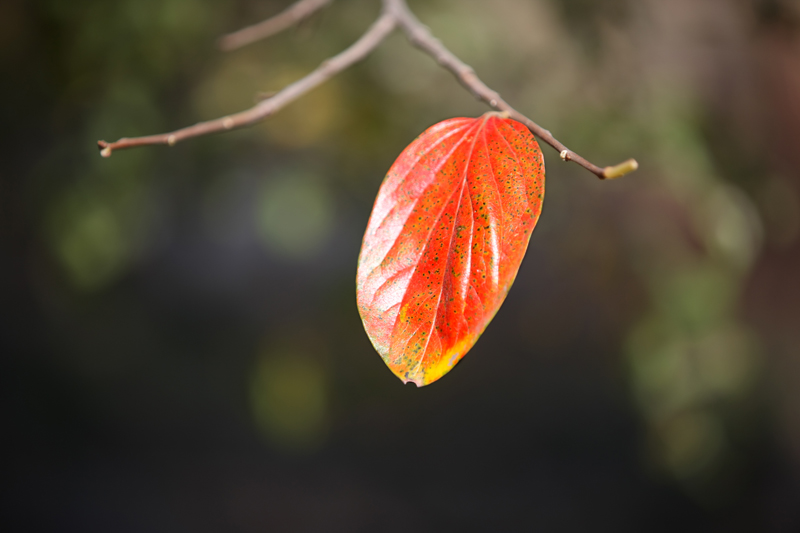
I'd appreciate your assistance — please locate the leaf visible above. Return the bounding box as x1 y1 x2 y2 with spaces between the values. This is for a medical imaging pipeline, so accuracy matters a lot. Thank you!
356 112 545 386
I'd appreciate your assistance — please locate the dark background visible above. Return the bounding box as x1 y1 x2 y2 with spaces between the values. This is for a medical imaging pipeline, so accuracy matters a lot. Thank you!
3 0 800 531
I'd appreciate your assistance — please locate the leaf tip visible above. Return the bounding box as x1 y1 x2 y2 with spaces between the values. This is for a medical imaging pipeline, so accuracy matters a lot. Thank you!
399 370 427 388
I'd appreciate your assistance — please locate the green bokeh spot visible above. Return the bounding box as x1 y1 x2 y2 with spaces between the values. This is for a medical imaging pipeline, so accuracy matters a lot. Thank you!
257 172 334 260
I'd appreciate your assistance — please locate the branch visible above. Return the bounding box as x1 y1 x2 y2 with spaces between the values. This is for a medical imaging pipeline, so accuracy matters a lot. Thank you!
98 0 637 179
98 10 395 157
383 0 636 179
219 0 334 52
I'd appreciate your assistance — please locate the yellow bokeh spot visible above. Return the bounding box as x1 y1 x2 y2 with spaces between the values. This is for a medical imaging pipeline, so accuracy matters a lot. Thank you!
260 69 342 148
250 351 328 452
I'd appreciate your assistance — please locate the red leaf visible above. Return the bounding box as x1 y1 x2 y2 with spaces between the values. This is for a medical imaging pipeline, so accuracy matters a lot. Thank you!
356 113 545 386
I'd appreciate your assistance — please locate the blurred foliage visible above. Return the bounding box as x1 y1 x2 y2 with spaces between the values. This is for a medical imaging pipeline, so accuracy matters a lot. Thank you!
4 0 800 530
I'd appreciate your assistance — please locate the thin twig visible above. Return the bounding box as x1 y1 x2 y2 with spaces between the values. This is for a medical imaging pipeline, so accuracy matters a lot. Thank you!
383 0 635 179
98 0 637 179
98 11 395 157
219 0 334 51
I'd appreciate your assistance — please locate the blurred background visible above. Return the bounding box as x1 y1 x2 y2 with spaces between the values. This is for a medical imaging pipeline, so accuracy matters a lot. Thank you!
3 0 800 530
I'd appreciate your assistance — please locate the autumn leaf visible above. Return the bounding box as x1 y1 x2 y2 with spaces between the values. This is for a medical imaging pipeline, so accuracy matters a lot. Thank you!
356 112 545 386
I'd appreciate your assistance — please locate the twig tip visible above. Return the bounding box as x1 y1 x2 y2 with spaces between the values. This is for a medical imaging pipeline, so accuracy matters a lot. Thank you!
602 158 638 179
97 141 112 158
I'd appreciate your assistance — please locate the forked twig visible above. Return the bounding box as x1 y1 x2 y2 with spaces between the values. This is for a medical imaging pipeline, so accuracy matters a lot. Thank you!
384 0 637 179
98 11 395 157
218 0 334 52
98 0 637 179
